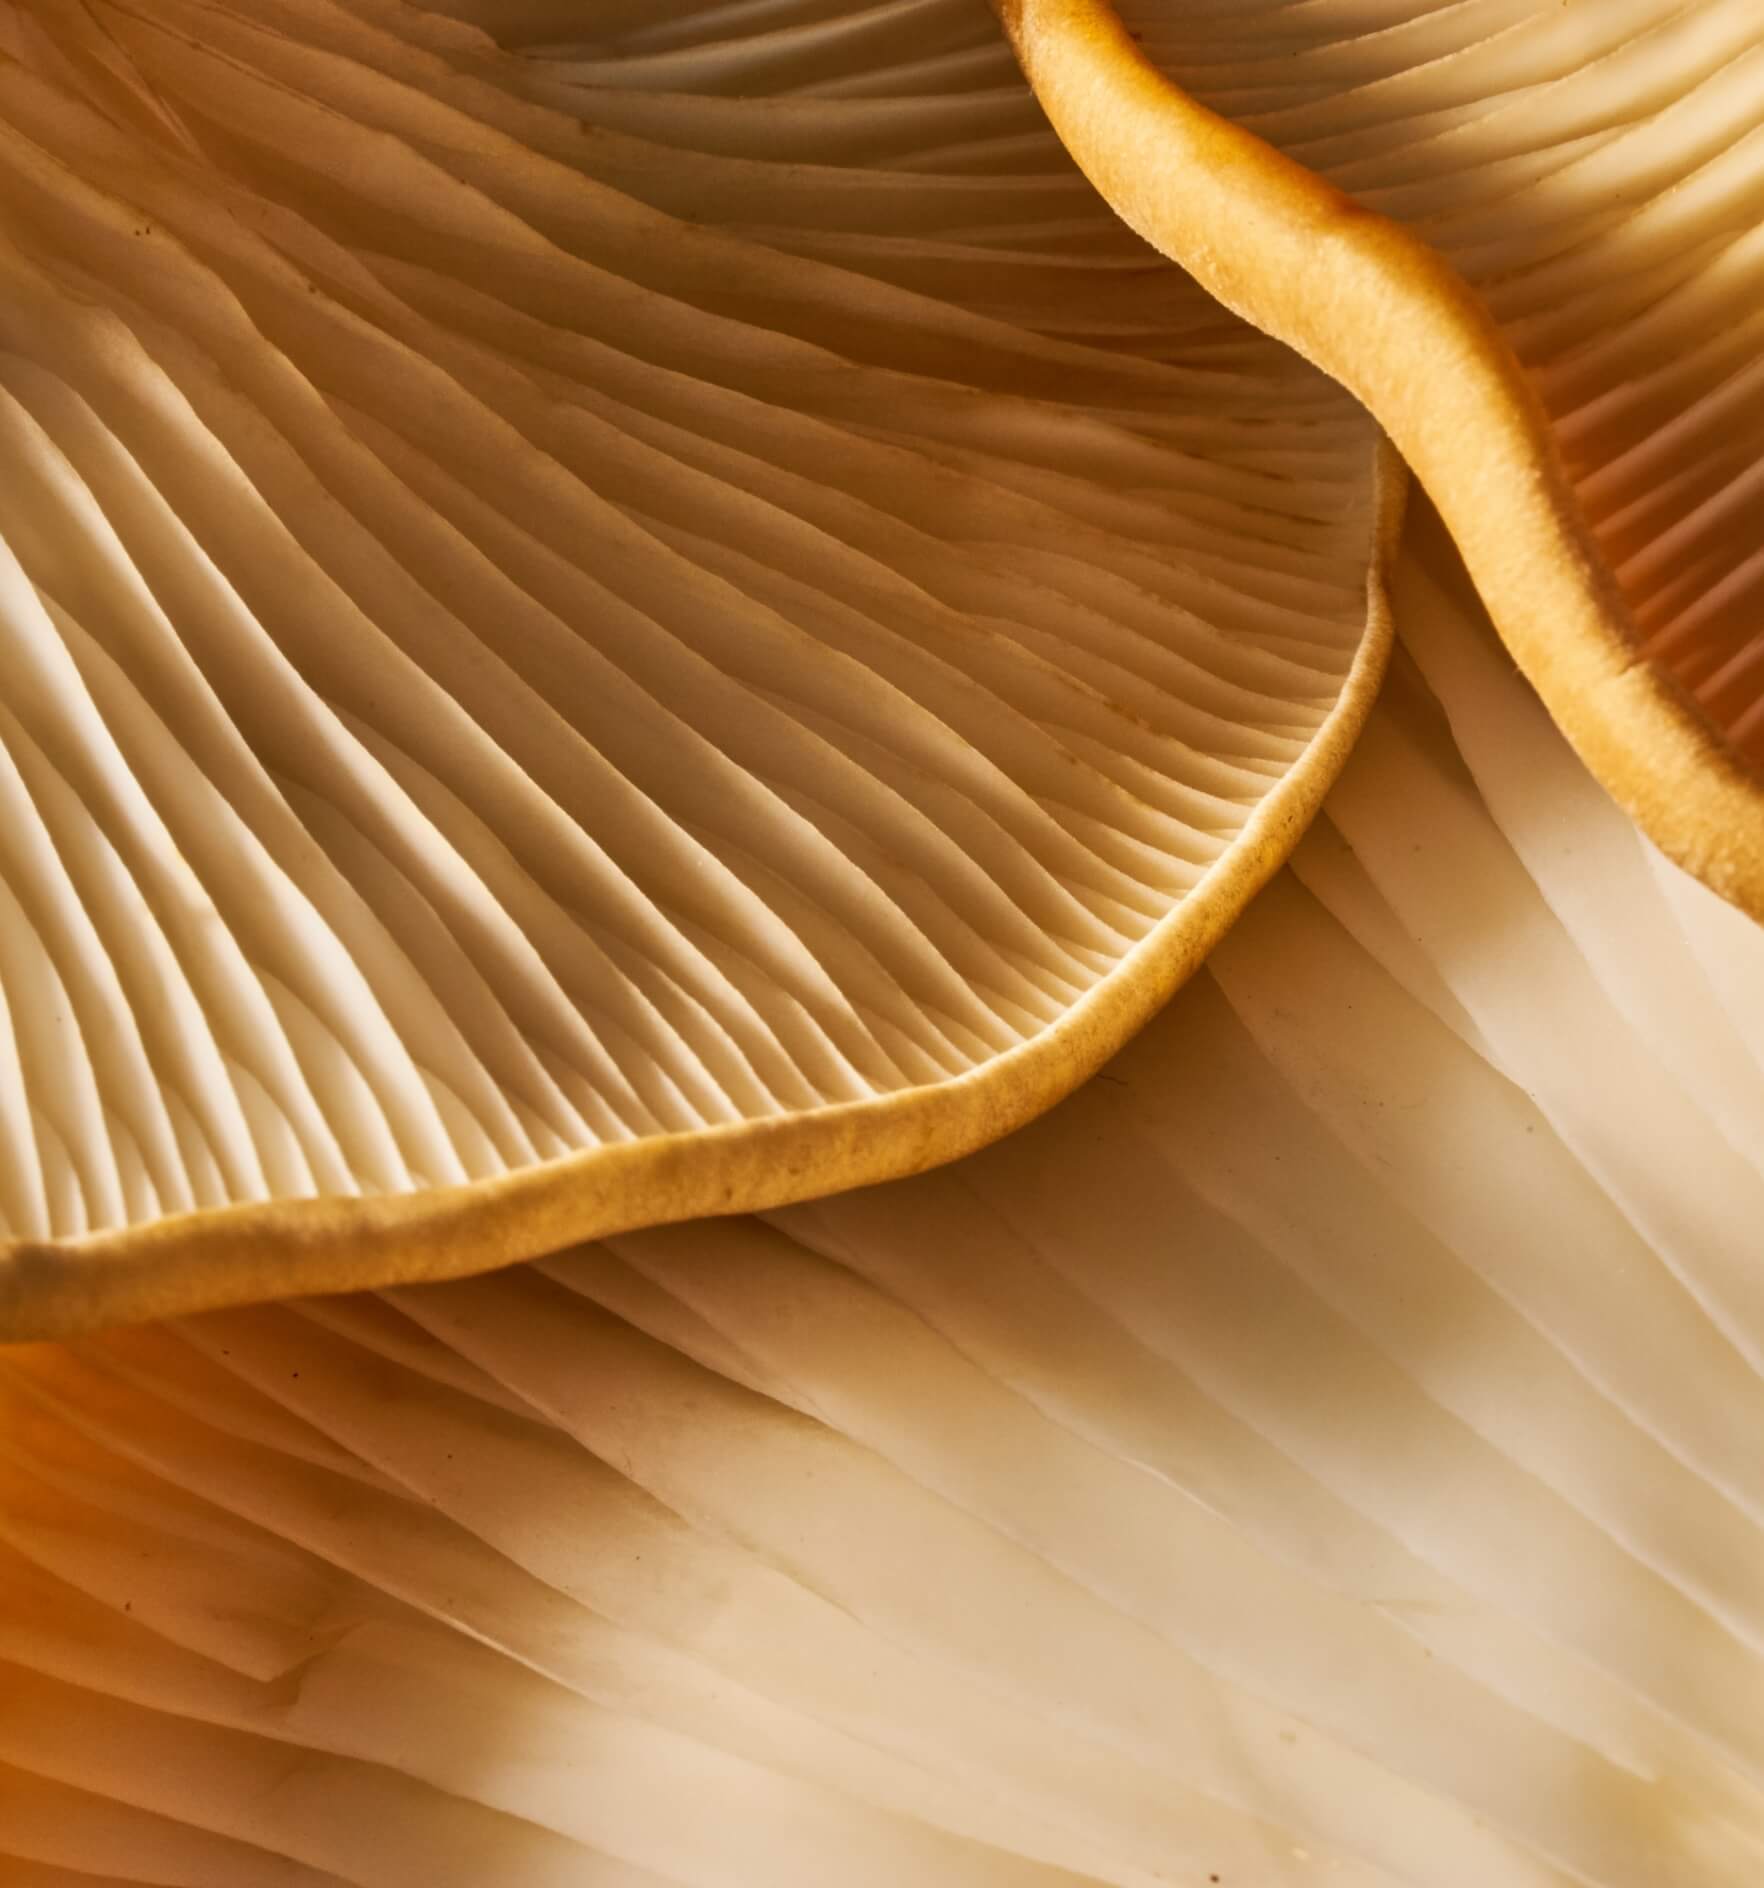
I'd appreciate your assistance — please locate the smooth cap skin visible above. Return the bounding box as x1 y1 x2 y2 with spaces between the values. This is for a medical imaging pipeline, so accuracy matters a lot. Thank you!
997 0 1764 922
0 0 1398 1338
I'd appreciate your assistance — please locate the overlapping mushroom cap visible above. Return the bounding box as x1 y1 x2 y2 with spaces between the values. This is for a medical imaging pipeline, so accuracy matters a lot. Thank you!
0 0 1396 1338
5 5 1764 1882
998 0 1764 914
4 515 1764 1886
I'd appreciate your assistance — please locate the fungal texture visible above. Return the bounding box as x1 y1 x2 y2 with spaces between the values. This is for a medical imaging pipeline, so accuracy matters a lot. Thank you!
0 0 1393 1337
999 0 1764 913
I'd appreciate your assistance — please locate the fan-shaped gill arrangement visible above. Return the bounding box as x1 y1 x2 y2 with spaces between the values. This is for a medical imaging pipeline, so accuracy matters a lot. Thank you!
3 521 1763 1887
997 0 1764 917
0 0 1396 1340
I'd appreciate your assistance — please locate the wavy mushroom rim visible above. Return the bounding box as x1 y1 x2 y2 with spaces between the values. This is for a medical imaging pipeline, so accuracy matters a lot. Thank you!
993 0 1764 925
0 436 1402 1346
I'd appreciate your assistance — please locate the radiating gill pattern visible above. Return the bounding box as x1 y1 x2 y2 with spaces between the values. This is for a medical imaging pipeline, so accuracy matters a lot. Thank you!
0 0 1386 1255
1117 0 1764 761
482 0 1279 361
4 550 1764 1884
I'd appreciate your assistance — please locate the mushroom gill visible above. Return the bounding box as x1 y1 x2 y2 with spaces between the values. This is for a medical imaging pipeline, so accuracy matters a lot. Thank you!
3 511 1762 1886
996 0 1764 918
0 0 1395 1339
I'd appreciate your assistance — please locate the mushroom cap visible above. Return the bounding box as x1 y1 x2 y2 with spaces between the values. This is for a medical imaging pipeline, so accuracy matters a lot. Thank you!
0 0 1395 1338
6 506 1764 1884
997 0 1764 919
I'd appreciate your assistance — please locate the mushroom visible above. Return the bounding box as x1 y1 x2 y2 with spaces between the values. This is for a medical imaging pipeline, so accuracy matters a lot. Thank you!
3 507 1762 1884
4 6 1763 1880
0 0 1394 1339
997 0 1764 916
